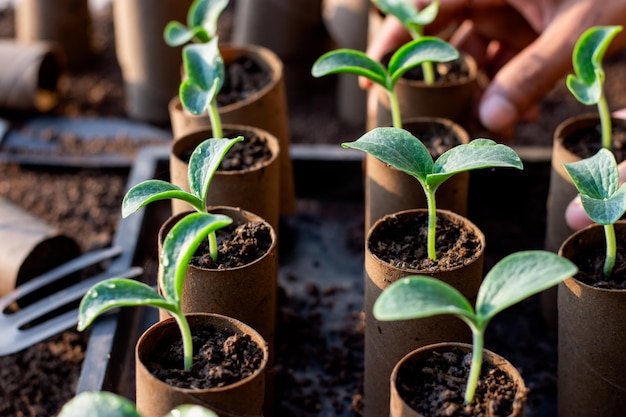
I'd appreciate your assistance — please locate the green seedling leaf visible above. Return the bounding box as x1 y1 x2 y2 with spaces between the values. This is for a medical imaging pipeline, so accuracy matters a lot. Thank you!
78 278 173 332
164 405 219 417
342 127 522 261
163 0 229 46
311 49 389 89
122 180 204 217
374 250 577 404
160 212 233 303
180 38 224 116
189 136 244 203
372 0 439 36
57 391 141 417
563 148 626 277
312 35 458 126
563 148 626 225
388 36 458 83
342 128 522 192
567 26 622 105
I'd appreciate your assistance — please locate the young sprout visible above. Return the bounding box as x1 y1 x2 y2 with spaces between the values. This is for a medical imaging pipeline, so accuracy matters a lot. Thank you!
311 36 458 129
373 250 577 404
163 0 229 46
57 391 219 417
566 25 623 150
78 208 232 371
342 127 523 261
122 136 242 262
164 0 229 138
372 0 440 83
563 148 626 277
77 137 240 371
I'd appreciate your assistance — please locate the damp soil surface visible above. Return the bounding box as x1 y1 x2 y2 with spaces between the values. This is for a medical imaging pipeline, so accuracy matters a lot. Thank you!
2 1 626 417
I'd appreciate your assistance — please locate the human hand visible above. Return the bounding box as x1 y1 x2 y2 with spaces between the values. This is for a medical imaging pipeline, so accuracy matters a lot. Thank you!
363 0 626 139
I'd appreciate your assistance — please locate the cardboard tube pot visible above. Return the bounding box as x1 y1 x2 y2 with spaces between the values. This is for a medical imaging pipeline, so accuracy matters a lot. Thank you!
14 0 92 71
113 0 191 124
557 222 626 417
390 342 527 417
0 40 64 112
0 197 80 297
135 313 268 417
370 53 478 131
364 117 470 231
169 43 296 216
363 209 485 417
158 207 278 415
169 125 281 232
542 115 626 329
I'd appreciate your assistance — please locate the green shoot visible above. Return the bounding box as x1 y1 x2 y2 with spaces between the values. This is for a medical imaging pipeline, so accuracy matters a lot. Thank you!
566 25 623 149
373 250 577 404
342 127 522 261
312 37 458 128
78 210 232 371
563 148 626 276
163 0 229 46
122 136 242 262
164 0 230 137
371 0 440 83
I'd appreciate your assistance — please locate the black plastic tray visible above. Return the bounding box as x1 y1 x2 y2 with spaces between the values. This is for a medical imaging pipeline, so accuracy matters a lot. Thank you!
75 143 556 417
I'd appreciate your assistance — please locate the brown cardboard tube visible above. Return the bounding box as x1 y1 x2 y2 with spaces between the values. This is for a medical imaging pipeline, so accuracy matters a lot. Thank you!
0 197 80 296
0 40 64 112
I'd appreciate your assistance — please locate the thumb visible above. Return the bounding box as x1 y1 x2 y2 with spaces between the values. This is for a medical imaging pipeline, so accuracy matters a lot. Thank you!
479 24 574 135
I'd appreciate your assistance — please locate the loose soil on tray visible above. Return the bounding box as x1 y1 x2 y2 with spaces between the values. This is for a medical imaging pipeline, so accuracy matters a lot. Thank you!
3 1 626 417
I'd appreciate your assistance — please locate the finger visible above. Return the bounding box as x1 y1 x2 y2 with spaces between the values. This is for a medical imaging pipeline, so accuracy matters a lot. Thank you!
565 195 594 231
479 3 626 136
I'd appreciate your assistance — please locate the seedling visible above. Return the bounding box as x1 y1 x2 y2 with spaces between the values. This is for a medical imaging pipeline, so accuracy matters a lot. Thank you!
373 250 577 404
57 391 219 417
371 0 440 83
563 148 626 277
123 136 242 262
566 25 623 149
164 0 230 137
311 36 458 128
342 127 523 261
163 0 228 46
77 137 242 371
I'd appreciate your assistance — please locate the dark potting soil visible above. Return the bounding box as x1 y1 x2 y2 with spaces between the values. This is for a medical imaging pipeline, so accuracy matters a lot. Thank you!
368 211 483 271
396 346 525 417
217 55 272 107
562 122 626 162
568 243 626 289
191 221 273 269
402 56 474 84
179 130 273 172
405 122 462 157
146 324 264 389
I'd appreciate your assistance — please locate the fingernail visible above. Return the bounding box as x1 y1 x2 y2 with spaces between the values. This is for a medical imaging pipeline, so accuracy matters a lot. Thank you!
479 94 517 133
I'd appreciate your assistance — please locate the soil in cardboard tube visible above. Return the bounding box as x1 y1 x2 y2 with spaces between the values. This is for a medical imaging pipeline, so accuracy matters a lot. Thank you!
145 325 264 389
396 347 525 417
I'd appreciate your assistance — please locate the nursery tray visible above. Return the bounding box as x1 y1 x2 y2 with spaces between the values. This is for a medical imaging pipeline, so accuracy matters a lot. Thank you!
74 143 557 417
